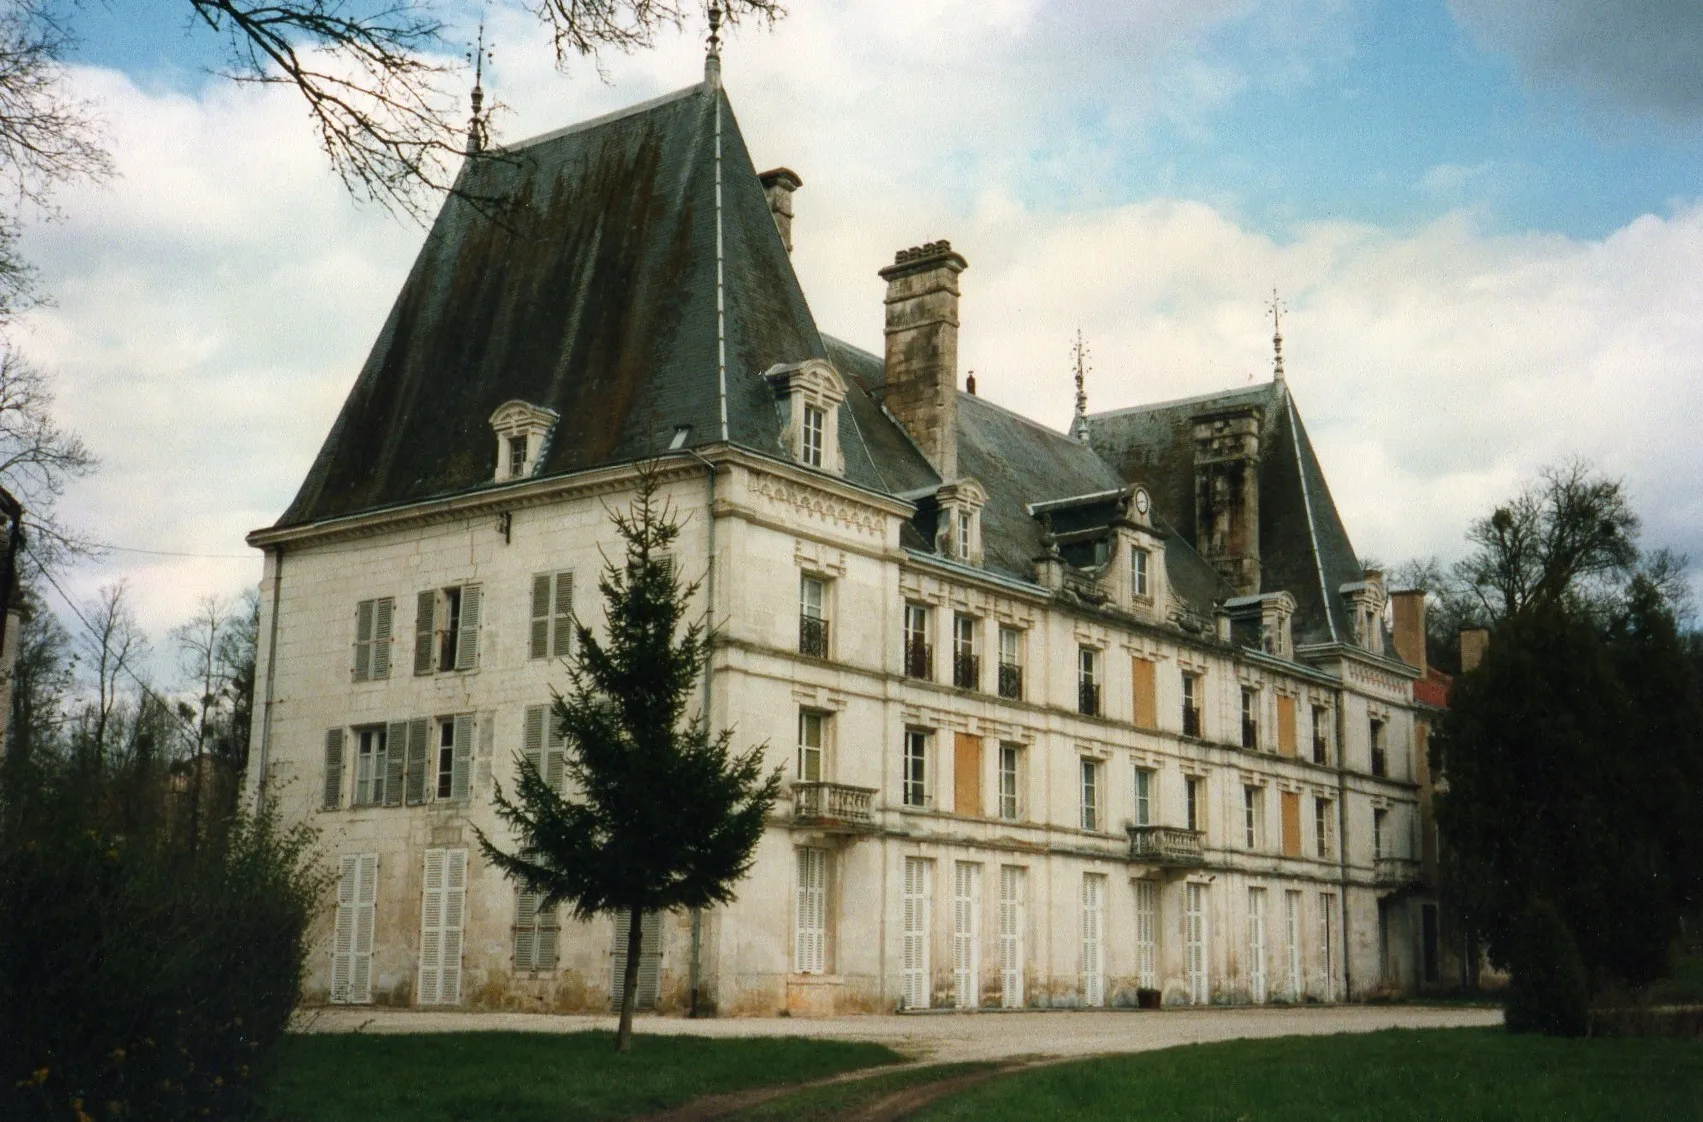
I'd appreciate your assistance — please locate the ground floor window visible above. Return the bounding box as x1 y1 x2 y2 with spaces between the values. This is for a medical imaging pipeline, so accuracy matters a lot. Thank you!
1081 873 1106 1007
902 857 932 1009
1185 882 1208 1005
1134 880 1158 991
331 852 378 1004
795 848 828 975
953 862 982 1008
999 865 1026 1008
1247 887 1267 1004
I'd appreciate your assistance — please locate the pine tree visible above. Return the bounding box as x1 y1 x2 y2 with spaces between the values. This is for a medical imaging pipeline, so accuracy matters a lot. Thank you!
476 467 782 1052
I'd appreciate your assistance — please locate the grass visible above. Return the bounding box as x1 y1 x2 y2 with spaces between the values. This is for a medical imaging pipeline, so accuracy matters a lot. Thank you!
726 1061 1002 1122
261 1031 902 1122
911 1028 1703 1122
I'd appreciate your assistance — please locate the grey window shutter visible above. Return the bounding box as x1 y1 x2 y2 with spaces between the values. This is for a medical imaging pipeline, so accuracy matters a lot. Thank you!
383 720 408 807
515 890 537 970
538 901 560 970
414 591 436 676
353 601 374 682
372 598 394 679
404 716 429 805
552 572 574 658
451 713 473 802
529 575 551 660
323 728 345 810
522 704 545 782
545 717 566 793
455 584 482 670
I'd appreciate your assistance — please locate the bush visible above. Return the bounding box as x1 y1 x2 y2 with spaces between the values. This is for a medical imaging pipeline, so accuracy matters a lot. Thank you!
0 749 329 1120
1506 902 1591 1037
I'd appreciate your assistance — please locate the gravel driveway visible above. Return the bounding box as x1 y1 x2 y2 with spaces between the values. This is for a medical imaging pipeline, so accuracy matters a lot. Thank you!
294 1004 1502 1063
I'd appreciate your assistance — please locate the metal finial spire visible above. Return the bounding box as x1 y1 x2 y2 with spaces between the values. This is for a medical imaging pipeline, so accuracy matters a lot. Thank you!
1267 288 1286 382
705 2 723 88
1070 329 1091 442
466 20 489 154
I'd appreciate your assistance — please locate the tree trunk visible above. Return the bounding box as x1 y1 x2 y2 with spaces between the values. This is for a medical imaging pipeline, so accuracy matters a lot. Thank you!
616 907 644 1053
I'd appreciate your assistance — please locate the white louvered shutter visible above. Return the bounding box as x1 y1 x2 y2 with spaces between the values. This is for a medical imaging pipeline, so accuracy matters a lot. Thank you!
795 849 826 974
353 600 374 682
441 849 467 1003
1248 888 1267 1004
530 575 551 660
611 911 662 1010
902 857 929 1009
414 591 436 676
1082 874 1104 1007
372 597 393 679
953 862 980 1009
536 900 559 971
515 891 538 971
1135 880 1158 991
999 866 1024 1008
454 584 482 670
552 572 574 657
331 854 358 1002
323 729 345 810
418 848 445 1004
351 853 377 1004
451 714 473 802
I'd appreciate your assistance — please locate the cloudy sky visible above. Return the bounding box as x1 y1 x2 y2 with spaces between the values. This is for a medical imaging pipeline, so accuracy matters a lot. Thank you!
24 0 1703 648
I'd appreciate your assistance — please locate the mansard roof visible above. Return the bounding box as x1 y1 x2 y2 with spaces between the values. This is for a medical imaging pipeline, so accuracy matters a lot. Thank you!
1082 381 1373 649
277 83 923 527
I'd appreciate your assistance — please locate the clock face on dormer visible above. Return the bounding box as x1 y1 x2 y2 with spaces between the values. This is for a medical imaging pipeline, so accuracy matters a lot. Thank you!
1133 487 1151 517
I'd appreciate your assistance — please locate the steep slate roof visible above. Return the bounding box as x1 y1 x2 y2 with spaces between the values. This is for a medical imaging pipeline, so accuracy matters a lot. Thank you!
278 83 911 527
1082 381 1368 647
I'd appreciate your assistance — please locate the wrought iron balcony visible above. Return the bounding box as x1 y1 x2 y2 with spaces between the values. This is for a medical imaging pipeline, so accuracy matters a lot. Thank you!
1312 736 1330 765
798 614 829 659
1371 748 1388 777
1078 681 1100 716
1374 856 1422 888
1182 706 1202 739
903 638 932 680
997 662 1023 700
791 782 877 830
1127 825 1207 867
1241 718 1259 750
952 652 980 690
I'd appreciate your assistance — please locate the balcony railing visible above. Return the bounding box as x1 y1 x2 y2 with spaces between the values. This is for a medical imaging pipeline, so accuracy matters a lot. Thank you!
791 782 877 829
1182 706 1201 739
904 638 932 680
953 652 980 691
1078 681 1100 716
1241 718 1258 750
997 662 1023 700
1371 748 1388 777
1127 825 1207 866
1313 737 1329 765
799 614 829 659
1374 856 1422 888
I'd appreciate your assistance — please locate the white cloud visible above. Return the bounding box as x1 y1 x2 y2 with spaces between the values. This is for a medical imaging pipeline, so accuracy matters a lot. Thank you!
18 3 1703 653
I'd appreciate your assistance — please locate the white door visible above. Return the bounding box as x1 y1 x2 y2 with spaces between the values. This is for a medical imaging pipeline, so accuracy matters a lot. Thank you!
902 857 931 1009
795 848 827 974
1185 882 1208 1005
1134 880 1158 991
417 848 467 1005
331 853 378 1004
1082 873 1106 1007
1248 888 1267 1004
1285 890 1303 1001
998 866 1026 1008
953 862 982 1009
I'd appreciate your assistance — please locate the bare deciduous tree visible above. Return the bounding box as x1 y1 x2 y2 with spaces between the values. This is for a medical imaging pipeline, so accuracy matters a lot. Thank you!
74 581 147 763
0 344 94 558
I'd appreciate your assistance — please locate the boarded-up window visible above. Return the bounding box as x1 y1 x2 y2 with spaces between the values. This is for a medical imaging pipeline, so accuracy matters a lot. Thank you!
514 889 560 973
610 911 663 1010
1277 695 1297 756
530 571 574 660
953 733 982 817
523 704 568 792
417 848 467 1005
1281 791 1302 856
330 853 377 1004
1131 657 1157 729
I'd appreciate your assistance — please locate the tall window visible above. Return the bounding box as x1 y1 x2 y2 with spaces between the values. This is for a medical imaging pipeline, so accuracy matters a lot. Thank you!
1241 686 1260 750
801 404 826 468
1285 889 1304 1001
1077 647 1101 716
1185 882 1208 1005
798 710 826 781
1370 718 1387 777
1315 797 1335 859
799 575 829 658
953 862 982 1008
795 848 828 974
1131 547 1150 598
999 866 1026 1008
1080 759 1101 832
902 858 931 1009
997 626 1023 700
435 719 457 799
1081 873 1106 1007
1243 785 1264 849
416 583 482 675
904 603 932 680
1248 887 1268 1004
1186 776 1204 833
1182 672 1202 737
1311 704 1331 764
903 729 930 807
956 508 973 561
952 613 979 690
1133 766 1154 826
354 727 388 807
998 743 1023 820
529 572 574 660
352 597 395 682
1373 807 1388 858
514 887 560 973
1134 879 1158 991
1319 892 1338 1001
507 434 530 478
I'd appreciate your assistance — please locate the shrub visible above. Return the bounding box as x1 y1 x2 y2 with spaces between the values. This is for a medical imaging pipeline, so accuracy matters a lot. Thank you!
0 749 329 1120
1506 901 1591 1037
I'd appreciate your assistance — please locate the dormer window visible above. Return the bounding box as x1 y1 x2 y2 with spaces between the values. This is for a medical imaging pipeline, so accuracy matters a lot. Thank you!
489 400 560 484
935 479 988 567
955 509 972 561
1339 571 1388 654
1132 547 1150 598
766 359 846 475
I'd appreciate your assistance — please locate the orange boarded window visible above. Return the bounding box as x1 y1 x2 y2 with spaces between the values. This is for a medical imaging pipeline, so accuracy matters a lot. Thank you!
1277 696 1297 757
954 733 982 817
1132 657 1157 729
1281 791 1302 856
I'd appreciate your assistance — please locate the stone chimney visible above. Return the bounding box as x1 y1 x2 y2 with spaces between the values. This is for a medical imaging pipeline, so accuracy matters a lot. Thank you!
758 168 802 254
1460 628 1489 673
1391 589 1428 674
880 241 967 479
1192 405 1262 595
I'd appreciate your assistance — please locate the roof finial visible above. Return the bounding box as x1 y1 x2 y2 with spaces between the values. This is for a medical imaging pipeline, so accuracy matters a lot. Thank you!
466 20 490 154
705 1 723 89
1070 329 1091 442
1267 288 1286 382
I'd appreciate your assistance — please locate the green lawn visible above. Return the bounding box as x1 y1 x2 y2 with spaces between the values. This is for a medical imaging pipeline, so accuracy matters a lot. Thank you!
261 1031 902 1122
727 1061 1002 1122
912 1029 1703 1122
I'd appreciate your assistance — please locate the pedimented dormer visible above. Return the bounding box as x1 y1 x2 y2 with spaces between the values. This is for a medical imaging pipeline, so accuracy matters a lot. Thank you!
1226 590 1298 659
767 359 847 475
936 478 988 566
1112 485 1168 617
1340 569 1388 653
489 401 560 483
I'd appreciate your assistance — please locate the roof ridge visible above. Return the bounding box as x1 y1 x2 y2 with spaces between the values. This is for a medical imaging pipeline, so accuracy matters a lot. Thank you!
1084 381 1278 422
500 83 705 154
958 389 1076 441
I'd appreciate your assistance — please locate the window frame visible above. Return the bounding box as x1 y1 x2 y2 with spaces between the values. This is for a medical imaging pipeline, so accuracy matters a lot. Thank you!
529 571 574 661
996 625 1023 700
1182 671 1203 738
801 403 826 469
903 728 931 808
353 725 388 807
1243 784 1264 850
352 596 394 682
797 709 827 782
1133 765 1154 827
1185 776 1204 834
903 603 933 680
997 742 1023 821
1315 797 1336 859
799 574 830 659
1079 757 1101 832
952 612 979 690
1131 546 1150 598
1241 686 1260 750
1077 646 1101 716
